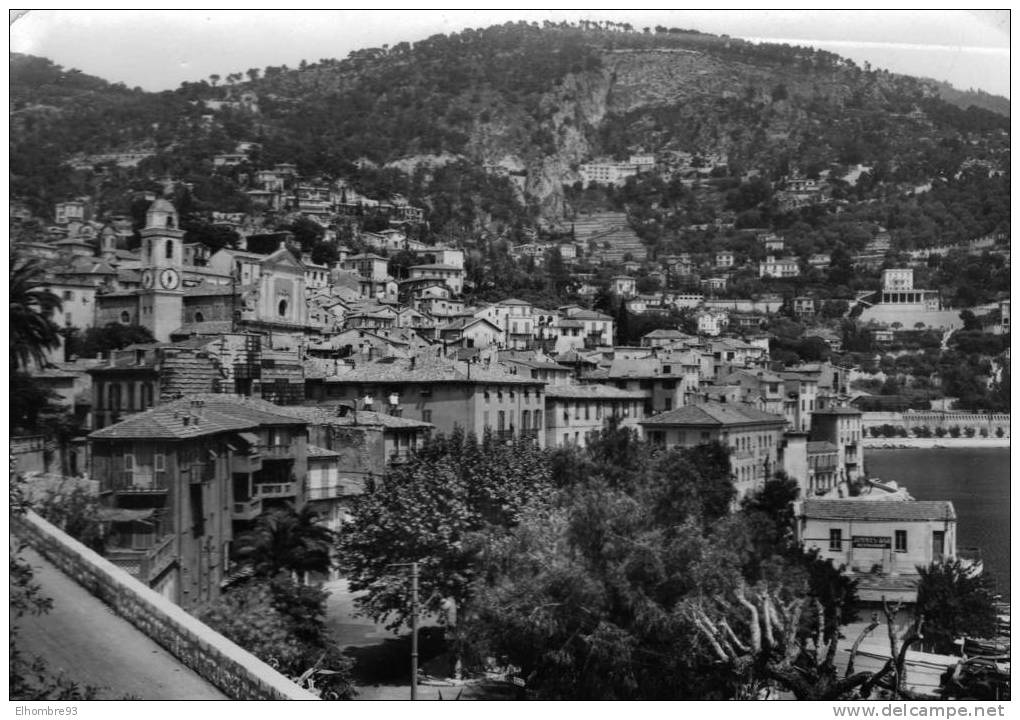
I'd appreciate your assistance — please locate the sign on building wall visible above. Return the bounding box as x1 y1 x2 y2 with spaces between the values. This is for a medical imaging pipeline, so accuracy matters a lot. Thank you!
852 535 891 549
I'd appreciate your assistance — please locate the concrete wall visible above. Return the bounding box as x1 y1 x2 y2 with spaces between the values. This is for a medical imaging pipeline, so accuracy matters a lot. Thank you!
13 510 318 701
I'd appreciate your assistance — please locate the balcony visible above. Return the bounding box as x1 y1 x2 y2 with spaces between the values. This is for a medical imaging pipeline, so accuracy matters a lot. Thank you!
495 429 514 441
232 496 263 521
105 534 176 582
388 452 414 465
307 482 344 501
260 444 295 459
114 471 169 495
521 428 540 441
231 453 262 473
255 481 298 499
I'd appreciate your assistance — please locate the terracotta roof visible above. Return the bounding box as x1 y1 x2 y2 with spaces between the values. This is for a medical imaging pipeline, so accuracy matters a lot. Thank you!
806 441 839 454
89 394 305 440
640 402 786 427
568 309 612 321
545 384 645 400
324 358 541 386
800 500 956 522
273 406 433 430
409 264 462 271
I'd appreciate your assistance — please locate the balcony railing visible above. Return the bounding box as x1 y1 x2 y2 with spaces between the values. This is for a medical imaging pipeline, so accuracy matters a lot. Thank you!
260 444 295 459
232 496 263 521
307 482 345 501
105 533 176 582
388 452 414 465
255 481 298 499
521 428 540 440
115 471 169 493
495 429 514 441
231 453 262 473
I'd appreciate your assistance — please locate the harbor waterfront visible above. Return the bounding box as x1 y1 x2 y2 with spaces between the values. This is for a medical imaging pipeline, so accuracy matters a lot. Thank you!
865 448 1011 598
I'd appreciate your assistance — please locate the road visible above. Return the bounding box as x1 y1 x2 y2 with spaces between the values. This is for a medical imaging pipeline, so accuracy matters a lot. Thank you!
323 578 510 700
13 546 227 700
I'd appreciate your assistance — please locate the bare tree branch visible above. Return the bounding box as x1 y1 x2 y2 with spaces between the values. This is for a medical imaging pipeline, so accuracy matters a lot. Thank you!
735 586 761 653
844 613 880 678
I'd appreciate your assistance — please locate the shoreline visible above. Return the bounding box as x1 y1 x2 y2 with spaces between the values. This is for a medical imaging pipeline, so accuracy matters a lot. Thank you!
864 437 1011 449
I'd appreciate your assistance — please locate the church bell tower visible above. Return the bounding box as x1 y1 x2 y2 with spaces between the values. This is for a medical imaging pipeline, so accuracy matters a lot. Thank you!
138 198 185 341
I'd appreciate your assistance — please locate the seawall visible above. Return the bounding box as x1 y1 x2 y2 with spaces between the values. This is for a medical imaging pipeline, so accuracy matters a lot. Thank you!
864 437 1010 449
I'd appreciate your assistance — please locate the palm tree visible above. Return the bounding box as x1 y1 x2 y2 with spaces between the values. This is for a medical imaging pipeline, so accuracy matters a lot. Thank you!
915 559 998 654
233 505 334 580
10 250 62 371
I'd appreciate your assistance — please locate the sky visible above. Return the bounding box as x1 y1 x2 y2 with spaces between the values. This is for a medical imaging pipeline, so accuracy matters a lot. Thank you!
9 9 1012 98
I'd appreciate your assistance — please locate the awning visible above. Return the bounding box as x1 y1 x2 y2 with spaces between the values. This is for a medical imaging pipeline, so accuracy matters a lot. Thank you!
96 507 155 523
236 432 260 446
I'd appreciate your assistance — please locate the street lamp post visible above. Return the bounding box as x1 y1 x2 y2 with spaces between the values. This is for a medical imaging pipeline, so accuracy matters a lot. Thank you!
410 561 419 701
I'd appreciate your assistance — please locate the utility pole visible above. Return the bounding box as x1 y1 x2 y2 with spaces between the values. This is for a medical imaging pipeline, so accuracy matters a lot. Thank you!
389 561 421 699
410 561 419 700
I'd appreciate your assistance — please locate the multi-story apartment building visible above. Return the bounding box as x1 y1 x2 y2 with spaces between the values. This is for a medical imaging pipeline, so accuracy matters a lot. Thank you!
87 395 310 609
640 402 786 500
305 358 545 445
809 406 864 484
408 264 464 295
272 406 432 534
544 384 646 448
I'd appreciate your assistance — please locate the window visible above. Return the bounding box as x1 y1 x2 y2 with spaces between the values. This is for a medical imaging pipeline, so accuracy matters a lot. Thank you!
497 411 506 431
894 530 907 553
829 529 842 552
278 299 288 317
534 410 542 429
62 290 73 301
662 364 672 374
584 404 590 420
422 410 432 423
154 453 165 472
165 239 174 259
483 411 489 428
700 431 710 441
124 452 135 471
194 311 205 323
120 311 131 324
664 398 672 411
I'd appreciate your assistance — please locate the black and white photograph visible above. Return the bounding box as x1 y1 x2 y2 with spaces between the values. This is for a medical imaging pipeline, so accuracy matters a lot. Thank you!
8 9 1011 708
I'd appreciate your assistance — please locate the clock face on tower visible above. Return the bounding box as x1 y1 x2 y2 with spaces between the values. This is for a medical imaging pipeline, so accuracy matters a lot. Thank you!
141 269 155 289
159 268 181 290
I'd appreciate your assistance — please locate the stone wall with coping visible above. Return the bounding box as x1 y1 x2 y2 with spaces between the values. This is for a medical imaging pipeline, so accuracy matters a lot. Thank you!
13 510 318 701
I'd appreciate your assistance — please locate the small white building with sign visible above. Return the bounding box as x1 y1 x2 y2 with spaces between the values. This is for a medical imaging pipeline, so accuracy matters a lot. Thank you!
794 499 960 585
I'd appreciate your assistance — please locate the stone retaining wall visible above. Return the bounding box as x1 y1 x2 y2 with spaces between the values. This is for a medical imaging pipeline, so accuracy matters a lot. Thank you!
13 510 318 701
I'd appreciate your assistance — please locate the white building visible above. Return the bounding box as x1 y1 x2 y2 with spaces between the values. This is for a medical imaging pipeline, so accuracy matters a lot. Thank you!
759 256 800 278
794 499 958 587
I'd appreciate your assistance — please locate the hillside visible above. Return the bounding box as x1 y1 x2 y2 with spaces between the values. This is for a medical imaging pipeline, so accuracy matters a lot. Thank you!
9 23 1010 240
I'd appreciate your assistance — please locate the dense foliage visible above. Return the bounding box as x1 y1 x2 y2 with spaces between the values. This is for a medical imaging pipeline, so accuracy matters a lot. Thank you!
337 429 552 629
915 560 999 655
339 423 861 699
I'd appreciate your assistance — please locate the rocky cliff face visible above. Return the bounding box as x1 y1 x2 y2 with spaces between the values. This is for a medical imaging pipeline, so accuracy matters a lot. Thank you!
440 47 879 222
